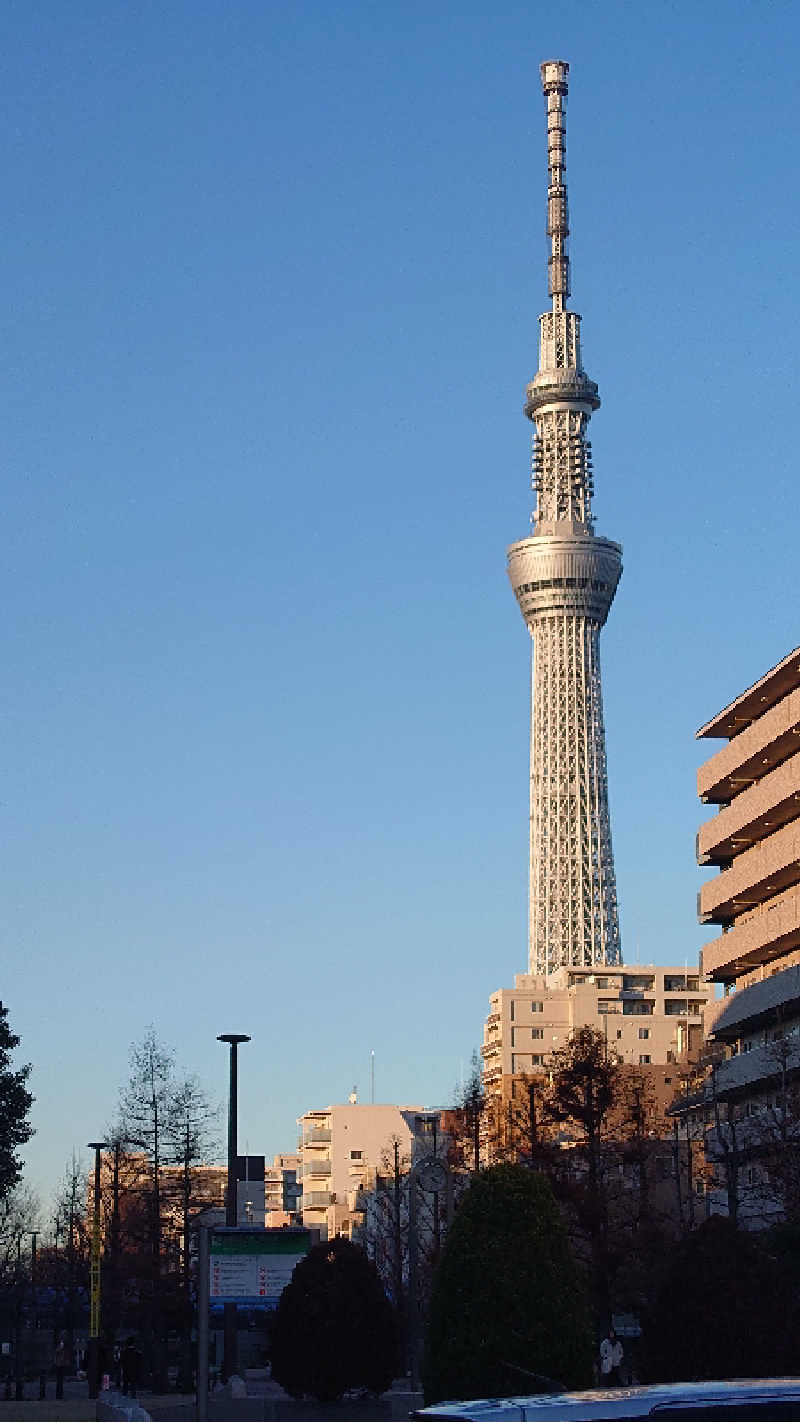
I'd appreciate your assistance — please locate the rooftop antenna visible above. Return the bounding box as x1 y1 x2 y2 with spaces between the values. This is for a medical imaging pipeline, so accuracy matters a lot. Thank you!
370 1050 375 1104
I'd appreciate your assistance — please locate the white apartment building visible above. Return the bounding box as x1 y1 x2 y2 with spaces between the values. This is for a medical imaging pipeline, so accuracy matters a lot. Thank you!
297 1102 439 1241
482 965 711 1106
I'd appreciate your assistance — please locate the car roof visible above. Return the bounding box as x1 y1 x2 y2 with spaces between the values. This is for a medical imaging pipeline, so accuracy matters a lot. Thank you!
414 1378 800 1422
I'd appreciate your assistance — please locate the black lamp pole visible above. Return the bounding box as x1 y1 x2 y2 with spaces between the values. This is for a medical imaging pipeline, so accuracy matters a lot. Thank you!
217 1034 250 1382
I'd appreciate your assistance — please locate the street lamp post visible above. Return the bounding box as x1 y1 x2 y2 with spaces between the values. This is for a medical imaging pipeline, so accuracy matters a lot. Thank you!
87 1141 108 1400
216 1034 250 1383
14 1235 23 1400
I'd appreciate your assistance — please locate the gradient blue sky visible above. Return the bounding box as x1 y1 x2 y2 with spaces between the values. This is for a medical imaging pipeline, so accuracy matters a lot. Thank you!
4 1 800 1210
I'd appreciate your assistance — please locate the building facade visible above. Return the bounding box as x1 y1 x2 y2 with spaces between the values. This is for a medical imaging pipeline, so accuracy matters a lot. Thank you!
297 1102 440 1241
265 1153 302 1227
482 965 710 1109
507 59 622 976
697 646 800 1222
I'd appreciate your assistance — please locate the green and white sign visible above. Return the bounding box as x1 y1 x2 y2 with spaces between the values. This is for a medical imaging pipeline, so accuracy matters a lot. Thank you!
209 1228 312 1307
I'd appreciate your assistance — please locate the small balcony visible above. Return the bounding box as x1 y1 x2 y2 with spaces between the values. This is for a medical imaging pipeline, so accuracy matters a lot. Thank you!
302 1160 331 1178
303 1127 331 1145
302 1191 331 1209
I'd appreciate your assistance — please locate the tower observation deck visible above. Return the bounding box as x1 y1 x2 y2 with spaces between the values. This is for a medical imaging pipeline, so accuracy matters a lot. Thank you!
508 60 623 976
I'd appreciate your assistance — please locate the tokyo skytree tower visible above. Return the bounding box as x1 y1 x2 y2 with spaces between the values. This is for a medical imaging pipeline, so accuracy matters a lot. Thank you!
507 60 623 976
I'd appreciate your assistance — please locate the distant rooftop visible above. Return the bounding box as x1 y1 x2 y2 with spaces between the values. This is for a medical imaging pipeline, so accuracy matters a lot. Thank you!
696 646 800 740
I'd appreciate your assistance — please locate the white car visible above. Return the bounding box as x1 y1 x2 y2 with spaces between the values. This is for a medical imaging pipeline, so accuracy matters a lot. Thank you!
413 1379 800 1422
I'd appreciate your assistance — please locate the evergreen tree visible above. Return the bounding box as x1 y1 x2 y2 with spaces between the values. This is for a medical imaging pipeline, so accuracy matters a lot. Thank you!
423 1164 593 1403
0 1002 34 1203
271 1237 396 1400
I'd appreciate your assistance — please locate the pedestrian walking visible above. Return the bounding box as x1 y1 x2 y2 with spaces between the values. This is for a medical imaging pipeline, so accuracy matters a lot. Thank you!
599 1326 624 1386
54 1338 70 1400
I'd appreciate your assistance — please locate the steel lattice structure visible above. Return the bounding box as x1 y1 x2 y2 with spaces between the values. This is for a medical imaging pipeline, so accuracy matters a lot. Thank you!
507 60 623 976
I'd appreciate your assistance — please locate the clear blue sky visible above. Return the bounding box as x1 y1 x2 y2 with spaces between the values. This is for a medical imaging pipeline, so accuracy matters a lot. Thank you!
4 0 800 1211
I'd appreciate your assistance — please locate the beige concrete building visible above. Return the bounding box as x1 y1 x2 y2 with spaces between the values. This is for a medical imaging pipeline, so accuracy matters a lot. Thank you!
297 1102 439 1241
482 965 710 1106
265 1152 301 1227
697 647 800 1221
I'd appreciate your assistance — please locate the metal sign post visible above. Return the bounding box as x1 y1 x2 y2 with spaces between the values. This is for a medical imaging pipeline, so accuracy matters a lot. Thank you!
196 1227 209 1422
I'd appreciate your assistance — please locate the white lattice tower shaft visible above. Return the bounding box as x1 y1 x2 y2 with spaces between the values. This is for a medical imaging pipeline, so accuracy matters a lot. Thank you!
507 60 623 976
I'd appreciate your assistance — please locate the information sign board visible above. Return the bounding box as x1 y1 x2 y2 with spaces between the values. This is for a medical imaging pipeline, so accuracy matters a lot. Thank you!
209 1228 312 1308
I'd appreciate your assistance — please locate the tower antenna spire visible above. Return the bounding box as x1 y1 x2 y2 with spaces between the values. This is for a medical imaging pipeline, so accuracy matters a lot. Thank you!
540 59 570 314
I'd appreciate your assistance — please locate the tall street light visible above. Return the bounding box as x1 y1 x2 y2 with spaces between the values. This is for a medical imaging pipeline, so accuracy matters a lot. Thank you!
217 1034 250 1382
86 1141 108 1399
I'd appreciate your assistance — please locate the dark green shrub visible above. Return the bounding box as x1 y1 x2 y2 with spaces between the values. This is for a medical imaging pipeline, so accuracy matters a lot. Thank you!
642 1215 800 1382
423 1164 593 1403
271 1236 396 1400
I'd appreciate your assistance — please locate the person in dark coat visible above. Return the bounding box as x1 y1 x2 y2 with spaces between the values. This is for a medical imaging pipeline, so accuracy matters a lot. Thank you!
121 1339 142 1397
54 1339 70 1400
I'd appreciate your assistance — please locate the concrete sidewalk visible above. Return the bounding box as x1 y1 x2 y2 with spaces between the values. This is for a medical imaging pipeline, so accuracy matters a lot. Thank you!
0 1380 423 1422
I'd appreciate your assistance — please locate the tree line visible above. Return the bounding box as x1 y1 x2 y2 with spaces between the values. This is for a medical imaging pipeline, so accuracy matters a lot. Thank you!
0 1015 220 1393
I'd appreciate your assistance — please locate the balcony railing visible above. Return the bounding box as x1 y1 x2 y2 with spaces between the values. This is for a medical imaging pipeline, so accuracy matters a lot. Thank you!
303 1127 331 1144
303 1160 331 1177
302 1191 330 1208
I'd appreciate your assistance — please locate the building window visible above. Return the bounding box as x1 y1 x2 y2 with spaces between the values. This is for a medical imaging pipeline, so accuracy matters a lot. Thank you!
639 1054 651 1065
531 1001 543 1014
510 1000 515 1021
531 1055 544 1066
531 1028 543 1040
350 1151 362 1161
638 1028 650 1040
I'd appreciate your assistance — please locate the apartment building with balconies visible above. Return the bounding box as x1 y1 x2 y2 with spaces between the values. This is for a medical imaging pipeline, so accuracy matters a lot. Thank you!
697 647 800 1222
297 1103 440 1241
482 964 710 1113
264 1153 302 1227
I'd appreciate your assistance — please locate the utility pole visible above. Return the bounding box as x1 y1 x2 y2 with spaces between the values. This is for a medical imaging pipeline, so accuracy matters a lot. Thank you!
528 1081 538 1162
87 1140 107 1399
14 1235 23 1400
686 1111 696 1227
392 1141 404 1369
672 1115 683 1227
431 1119 440 1257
